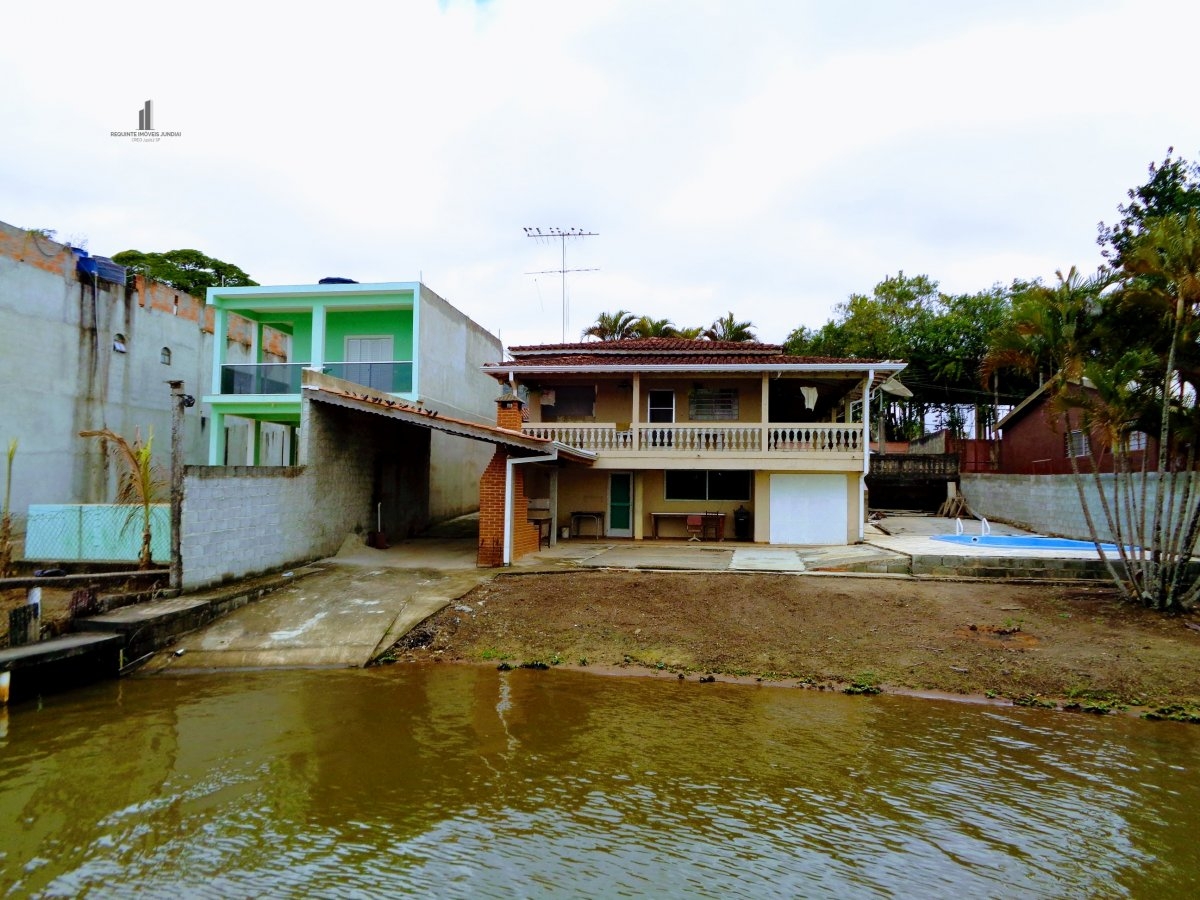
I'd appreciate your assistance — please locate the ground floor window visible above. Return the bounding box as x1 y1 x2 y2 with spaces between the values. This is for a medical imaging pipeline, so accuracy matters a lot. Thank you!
665 469 751 501
1066 430 1090 458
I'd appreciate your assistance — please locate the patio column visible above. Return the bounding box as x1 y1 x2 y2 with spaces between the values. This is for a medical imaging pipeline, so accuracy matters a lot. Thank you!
249 419 262 465
631 374 641 449
761 373 770 451
210 307 228 394
549 469 559 546
208 410 226 465
310 303 327 369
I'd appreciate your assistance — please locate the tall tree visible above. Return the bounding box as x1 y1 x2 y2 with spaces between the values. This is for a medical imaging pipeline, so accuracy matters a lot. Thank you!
704 311 756 342
582 310 639 342
787 272 1020 439
112 248 257 296
1098 148 1200 264
986 216 1200 612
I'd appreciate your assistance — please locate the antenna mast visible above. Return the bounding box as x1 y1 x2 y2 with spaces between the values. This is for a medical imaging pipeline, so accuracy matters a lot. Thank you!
524 226 598 341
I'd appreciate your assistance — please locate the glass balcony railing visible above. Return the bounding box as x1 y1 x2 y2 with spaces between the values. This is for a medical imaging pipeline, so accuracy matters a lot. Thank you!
323 362 413 394
221 363 304 395
219 362 414 395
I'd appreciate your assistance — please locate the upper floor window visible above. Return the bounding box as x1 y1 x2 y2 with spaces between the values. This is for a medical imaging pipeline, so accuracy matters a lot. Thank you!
648 389 675 423
160 346 172 365
1126 431 1147 452
542 385 595 421
689 388 738 421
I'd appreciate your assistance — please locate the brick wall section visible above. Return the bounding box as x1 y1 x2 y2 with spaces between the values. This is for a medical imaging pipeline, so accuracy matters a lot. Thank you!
478 450 508 566
477 400 540 567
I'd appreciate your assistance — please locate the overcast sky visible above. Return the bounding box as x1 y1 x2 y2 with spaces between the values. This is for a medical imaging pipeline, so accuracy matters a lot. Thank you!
4 0 1199 349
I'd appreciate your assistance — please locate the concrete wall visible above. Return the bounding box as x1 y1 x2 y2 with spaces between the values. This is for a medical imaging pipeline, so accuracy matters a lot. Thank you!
0 220 285 535
962 472 1192 543
181 466 312 588
180 396 438 589
417 284 502 521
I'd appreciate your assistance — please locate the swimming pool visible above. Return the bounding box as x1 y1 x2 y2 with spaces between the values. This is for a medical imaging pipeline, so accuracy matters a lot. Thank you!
932 534 1120 551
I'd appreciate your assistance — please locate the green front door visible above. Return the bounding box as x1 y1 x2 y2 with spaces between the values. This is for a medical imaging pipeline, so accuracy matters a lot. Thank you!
609 473 632 537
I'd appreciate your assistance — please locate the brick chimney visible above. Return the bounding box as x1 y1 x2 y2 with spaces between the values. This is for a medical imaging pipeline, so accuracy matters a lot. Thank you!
495 382 525 431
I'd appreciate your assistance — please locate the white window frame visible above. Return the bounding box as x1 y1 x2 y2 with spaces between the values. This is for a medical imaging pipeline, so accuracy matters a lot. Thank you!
648 389 675 423
1066 429 1090 458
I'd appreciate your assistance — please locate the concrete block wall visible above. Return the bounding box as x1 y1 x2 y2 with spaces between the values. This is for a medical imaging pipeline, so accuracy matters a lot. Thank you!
180 398 398 589
962 473 1186 543
300 401 378 553
181 466 310 588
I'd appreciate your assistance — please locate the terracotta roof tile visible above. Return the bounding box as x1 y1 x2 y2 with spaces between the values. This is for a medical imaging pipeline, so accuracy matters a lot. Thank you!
506 338 783 354
485 353 887 369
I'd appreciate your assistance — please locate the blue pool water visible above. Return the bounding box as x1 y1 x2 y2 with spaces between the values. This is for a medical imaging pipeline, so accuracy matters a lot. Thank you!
933 534 1120 551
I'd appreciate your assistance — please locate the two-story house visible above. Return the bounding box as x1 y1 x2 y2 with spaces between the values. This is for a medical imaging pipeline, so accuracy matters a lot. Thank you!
204 280 503 528
480 338 904 555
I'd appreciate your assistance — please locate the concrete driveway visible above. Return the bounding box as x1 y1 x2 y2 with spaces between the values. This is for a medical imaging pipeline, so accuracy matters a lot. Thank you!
144 537 492 671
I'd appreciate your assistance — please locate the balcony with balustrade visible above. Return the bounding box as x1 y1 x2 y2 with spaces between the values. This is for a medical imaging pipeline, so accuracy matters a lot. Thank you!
521 421 866 468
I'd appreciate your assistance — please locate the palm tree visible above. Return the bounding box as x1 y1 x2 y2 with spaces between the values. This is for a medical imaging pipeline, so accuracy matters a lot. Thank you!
79 428 165 569
582 310 639 342
674 325 705 339
703 311 756 342
631 316 678 338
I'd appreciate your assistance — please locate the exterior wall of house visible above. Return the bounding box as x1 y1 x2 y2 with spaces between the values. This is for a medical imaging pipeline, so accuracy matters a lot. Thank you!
324 308 414 362
416 284 503 521
0 220 283 538
999 399 1150 475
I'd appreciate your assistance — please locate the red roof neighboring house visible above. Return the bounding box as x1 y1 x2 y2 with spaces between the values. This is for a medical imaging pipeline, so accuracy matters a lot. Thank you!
995 382 1152 474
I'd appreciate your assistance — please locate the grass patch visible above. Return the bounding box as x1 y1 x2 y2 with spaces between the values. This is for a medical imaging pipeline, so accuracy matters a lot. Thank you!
843 672 882 696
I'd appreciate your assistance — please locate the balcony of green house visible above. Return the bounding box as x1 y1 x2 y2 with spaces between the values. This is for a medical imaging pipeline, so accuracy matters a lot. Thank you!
218 360 415 396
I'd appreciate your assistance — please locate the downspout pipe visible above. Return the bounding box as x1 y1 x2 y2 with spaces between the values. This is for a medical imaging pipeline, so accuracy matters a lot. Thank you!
861 369 874 542
504 451 558 565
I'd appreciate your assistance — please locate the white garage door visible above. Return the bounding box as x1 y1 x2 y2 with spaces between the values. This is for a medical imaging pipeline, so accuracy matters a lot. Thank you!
769 474 848 544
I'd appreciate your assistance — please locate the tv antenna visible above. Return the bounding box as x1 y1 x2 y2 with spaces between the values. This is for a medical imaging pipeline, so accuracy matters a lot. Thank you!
524 227 598 341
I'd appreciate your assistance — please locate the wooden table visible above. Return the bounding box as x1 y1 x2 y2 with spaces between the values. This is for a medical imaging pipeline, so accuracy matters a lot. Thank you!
571 511 605 538
528 511 552 548
650 512 725 540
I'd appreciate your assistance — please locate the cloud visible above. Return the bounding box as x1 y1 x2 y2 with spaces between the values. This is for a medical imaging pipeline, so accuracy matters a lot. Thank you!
4 0 1200 348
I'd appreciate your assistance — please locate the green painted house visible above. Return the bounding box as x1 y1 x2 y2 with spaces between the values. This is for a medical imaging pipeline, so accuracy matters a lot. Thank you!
204 280 503 521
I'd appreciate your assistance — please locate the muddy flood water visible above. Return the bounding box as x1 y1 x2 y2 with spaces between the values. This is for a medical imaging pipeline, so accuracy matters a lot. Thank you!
3 665 1199 898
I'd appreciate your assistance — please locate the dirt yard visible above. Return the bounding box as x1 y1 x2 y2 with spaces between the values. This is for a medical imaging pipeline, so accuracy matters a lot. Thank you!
394 571 1200 712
